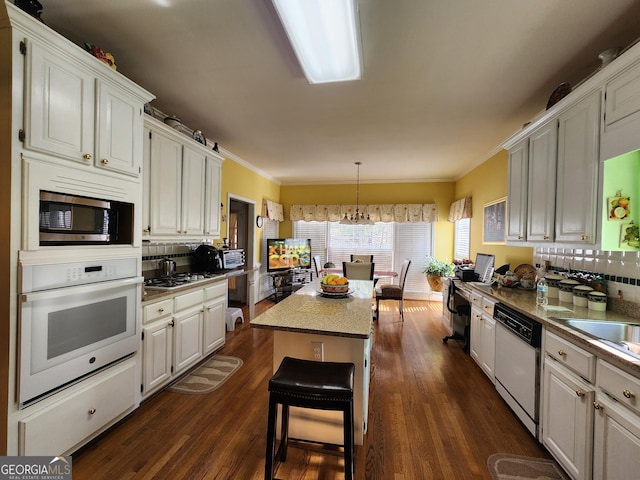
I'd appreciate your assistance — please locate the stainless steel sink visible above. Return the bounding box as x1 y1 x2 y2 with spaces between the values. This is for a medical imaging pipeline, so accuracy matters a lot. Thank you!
556 318 640 359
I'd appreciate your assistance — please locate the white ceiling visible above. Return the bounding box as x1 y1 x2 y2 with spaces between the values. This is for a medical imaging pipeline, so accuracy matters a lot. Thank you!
37 0 640 184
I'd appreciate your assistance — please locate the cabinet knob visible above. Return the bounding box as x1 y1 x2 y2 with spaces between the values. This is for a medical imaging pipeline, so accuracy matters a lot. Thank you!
158 308 164 313
623 389 635 399
518 235 523 240
543 235 549 240
593 401 603 410
88 408 96 415
169 320 175 327
207 306 212 311
581 235 589 241
143 227 150 233
558 349 566 357
101 158 109 165
575 389 585 398
83 153 92 160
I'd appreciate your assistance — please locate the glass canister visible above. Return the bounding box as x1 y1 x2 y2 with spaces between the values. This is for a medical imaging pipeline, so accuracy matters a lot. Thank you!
573 285 594 307
558 279 580 303
588 291 608 311
545 273 565 299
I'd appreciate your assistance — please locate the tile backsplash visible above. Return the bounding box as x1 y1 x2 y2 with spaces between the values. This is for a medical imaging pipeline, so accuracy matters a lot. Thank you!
534 248 640 303
141 242 203 278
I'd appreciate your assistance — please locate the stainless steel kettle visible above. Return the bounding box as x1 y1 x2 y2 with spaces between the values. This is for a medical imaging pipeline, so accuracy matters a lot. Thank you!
159 258 176 277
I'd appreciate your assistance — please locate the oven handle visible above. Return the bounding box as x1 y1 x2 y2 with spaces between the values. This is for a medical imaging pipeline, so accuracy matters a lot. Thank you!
21 276 143 303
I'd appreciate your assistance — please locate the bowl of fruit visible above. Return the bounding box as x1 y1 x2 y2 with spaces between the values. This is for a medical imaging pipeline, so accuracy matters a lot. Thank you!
320 274 350 294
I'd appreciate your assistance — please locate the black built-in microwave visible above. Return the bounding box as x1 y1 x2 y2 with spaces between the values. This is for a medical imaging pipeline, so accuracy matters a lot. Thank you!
39 191 134 245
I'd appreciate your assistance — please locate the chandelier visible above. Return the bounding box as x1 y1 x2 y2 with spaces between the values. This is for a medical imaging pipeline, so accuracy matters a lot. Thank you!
340 162 373 225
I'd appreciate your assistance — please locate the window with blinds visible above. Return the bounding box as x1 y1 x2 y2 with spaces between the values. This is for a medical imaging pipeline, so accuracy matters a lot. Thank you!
293 221 433 296
454 218 470 261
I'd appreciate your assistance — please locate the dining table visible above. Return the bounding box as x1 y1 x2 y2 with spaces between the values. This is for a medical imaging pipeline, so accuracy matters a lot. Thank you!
320 268 398 282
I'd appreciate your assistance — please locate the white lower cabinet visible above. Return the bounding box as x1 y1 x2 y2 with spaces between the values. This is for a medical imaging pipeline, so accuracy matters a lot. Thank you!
593 360 640 480
542 332 640 480
469 294 495 383
19 359 137 455
542 356 595 480
142 279 227 398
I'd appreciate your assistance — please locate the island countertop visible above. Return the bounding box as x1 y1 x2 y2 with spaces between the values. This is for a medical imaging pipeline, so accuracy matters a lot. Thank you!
250 279 374 339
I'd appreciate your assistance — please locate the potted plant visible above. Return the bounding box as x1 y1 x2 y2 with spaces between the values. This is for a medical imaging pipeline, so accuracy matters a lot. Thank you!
422 256 455 292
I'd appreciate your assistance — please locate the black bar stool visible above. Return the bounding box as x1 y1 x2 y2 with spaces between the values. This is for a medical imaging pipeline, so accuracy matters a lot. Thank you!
264 356 355 480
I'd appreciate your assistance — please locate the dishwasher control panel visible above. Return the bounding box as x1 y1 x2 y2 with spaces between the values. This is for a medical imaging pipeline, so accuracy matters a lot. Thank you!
494 303 542 347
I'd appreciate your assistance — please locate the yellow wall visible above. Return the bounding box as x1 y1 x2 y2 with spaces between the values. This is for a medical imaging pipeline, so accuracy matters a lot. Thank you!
220 159 281 263
455 150 533 270
279 181 457 262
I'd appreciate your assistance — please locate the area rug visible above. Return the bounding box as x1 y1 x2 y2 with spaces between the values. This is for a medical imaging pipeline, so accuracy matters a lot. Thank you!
167 355 243 394
487 454 570 480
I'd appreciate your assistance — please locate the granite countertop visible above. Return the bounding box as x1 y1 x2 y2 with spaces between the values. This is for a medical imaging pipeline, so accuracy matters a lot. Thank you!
250 279 374 339
464 283 640 374
142 269 253 303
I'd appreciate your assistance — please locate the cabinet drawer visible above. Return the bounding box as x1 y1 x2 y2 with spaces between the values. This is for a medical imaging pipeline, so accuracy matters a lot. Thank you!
545 331 596 383
469 293 482 307
482 297 496 316
175 289 203 311
19 360 136 455
204 280 227 301
143 298 174 324
597 359 640 416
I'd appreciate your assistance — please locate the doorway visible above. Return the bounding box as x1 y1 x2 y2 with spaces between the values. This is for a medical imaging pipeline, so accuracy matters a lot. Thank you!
227 195 256 307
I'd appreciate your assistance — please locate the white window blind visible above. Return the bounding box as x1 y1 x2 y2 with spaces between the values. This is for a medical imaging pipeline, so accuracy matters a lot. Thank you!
454 218 470 261
293 221 433 298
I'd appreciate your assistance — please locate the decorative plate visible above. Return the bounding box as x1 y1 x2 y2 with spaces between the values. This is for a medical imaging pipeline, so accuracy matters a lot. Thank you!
192 129 207 146
513 264 536 281
546 82 572 109
317 289 354 298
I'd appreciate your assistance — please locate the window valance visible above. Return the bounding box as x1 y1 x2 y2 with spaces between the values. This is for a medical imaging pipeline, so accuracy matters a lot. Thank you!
289 204 438 223
263 200 284 221
448 197 472 222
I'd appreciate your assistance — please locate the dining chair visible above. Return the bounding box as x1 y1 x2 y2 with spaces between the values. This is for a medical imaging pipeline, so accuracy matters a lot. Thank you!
350 254 373 263
342 261 375 280
313 255 323 280
375 259 411 321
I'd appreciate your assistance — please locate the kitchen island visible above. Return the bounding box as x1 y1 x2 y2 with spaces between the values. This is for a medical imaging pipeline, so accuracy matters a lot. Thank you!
250 279 374 445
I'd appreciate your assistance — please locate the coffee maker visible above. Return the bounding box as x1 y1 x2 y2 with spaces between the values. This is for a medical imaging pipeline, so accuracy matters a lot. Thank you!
193 245 222 273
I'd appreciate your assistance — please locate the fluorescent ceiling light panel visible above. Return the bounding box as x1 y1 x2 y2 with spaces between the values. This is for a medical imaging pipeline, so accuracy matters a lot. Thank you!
272 0 362 84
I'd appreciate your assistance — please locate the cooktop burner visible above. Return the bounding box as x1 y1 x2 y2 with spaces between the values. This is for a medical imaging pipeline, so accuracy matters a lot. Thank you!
144 272 222 290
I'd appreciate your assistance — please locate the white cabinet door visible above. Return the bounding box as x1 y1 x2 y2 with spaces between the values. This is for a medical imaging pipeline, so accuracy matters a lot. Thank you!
479 313 495 381
555 90 601 244
203 296 226 355
593 393 640 480
173 308 203 374
142 126 151 235
527 120 558 242
25 39 95 164
506 138 529 242
181 146 206 235
149 130 183 235
605 61 640 127
542 358 594 480
469 305 482 365
96 80 143 176
142 320 173 396
204 156 222 237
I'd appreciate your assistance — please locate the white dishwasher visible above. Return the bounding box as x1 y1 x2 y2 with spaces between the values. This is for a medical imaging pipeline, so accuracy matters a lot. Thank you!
493 303 543 438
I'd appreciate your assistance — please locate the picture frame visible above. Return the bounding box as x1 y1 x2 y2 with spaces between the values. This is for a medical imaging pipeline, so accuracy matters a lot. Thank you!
483 197 506 244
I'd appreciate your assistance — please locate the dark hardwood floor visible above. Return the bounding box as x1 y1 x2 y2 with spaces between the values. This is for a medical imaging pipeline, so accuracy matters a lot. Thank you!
71 299 550 479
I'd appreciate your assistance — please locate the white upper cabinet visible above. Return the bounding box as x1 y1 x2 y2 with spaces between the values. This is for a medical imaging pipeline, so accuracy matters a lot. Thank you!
144 117 223 239
555 90 601 243
506 138 529 242
526 120 558 242
25 39 95 164
96 81 144 176
23 36 151 177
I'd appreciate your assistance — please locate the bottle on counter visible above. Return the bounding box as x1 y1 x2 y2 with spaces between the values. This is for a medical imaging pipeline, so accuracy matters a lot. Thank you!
536 276 548 307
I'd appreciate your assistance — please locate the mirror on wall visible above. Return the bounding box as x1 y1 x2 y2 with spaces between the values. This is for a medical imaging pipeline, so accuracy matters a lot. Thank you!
601 150 640 251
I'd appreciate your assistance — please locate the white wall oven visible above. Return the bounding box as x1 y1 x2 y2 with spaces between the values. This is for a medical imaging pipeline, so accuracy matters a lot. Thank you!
18 257 142 407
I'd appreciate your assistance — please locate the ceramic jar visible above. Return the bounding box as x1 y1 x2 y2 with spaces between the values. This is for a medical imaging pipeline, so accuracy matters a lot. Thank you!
545 273 565 299
588 291 608 311
559 279 580 303
573 285 594 307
